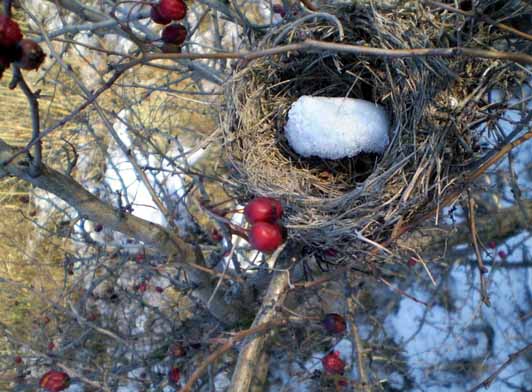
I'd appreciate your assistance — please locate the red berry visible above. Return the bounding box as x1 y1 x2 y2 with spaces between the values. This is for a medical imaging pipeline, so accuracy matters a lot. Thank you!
159 0 187 21
249 222 283 253
244 197 283 224
151 5 172 25
337 378 348 388
498 250 507 259
407 257 417 267
322 313 346 334
14 356 22 364
94 223 103 232
137 282 148 292
322 351 345 375
155 286 164 293
161 23 187 45
15 39 45 70
48 342 55 351
39 370 70 392
487 241 497 249
19 195 30 203
168 367 180 384
0 16 22 48
135 253 145 263
211 228 223 242
43 316 51 325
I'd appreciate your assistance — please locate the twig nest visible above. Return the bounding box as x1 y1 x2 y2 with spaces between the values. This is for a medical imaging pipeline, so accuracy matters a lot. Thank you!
285 96 390 159
221 3 528 261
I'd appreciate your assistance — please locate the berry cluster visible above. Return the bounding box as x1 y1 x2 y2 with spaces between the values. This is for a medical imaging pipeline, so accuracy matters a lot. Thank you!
244 197 285 253
0 15 45 80
150 0 188 49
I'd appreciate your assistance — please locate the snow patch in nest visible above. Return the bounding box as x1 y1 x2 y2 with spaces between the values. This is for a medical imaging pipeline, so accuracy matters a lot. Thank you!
284 96 390 160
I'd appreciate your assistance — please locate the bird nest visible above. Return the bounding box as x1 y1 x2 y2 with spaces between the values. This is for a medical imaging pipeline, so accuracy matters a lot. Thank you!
220 1 530 265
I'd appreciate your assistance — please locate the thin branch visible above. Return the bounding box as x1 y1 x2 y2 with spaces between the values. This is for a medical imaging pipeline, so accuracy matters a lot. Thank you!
378 277 430 307
424 0 532 42
9 67 42 177
180 319 289 392
300 0 319 12
346 278 370 392
131 39 532 66
467 343 532 392
466 191 490 306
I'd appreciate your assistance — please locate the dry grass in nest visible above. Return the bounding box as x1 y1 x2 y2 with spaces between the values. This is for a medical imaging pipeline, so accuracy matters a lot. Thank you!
221 1 531 265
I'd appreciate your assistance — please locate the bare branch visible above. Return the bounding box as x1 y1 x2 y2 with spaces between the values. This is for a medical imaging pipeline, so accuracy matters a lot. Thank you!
467 343 532 392
0 139 240 325
229 249 290 392
466 192 490 306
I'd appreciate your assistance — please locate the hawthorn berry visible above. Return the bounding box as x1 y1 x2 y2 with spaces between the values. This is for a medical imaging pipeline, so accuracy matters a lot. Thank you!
244 197 283 224
321 351 345 375
249 222 283 253
18 195 30 203
39 370 70 392
0 16 22 48
150 5 172 25
15 39 45 70
211 228 223 242
322 313 346 334
159 0 187 21
161 23 187 45
14 356 22 364
94 223 103 232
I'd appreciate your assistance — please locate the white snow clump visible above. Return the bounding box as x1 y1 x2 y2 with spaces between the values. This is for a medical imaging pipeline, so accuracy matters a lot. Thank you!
284 96 390 160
